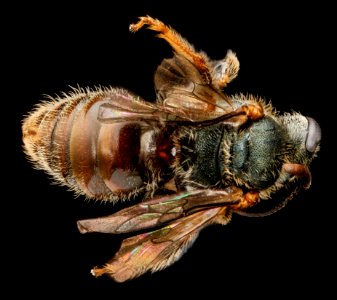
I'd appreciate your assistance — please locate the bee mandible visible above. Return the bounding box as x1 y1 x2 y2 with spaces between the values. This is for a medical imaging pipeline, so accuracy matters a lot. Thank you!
22 16 321 282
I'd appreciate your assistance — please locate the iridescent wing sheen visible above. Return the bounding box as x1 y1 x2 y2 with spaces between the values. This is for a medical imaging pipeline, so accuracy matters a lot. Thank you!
77 187 243 282
77 186 242 234
154 54 235 121
90 206 231 282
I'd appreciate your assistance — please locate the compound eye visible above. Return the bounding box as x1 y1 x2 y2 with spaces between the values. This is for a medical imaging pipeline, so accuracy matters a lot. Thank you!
305 117 321 152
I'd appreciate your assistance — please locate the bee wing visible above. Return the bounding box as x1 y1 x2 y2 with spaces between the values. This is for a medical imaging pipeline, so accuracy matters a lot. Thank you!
77 186 242 234
154 54 234 121
97 87 224 124
97 65 242 125
91 206 230 282
96 89 175 123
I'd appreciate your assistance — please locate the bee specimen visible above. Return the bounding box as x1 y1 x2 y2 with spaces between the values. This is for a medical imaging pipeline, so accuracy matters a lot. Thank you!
22 16 321 282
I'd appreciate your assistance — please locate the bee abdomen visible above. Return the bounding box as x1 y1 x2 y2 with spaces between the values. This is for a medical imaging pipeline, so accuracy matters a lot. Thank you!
22 92 91 192
22 88 147 201
22 98 70 174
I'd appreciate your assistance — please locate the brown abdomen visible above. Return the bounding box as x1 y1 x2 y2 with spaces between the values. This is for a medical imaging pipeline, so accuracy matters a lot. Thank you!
22 88 161 201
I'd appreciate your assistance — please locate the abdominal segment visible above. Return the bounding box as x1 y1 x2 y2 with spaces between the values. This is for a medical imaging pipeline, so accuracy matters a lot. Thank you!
22 89 166 201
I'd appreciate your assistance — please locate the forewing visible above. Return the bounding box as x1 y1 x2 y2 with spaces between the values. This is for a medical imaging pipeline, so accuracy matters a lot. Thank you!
97 88 174 123
154 54 234 121
96 73 236 124
97 86 227 124
91 207 231 282
77 186 242 234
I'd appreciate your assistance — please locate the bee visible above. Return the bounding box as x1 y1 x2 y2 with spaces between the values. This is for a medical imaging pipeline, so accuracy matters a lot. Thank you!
22 16 321 282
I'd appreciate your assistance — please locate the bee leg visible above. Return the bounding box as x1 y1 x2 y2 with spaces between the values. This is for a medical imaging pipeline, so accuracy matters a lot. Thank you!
211 50 240 89
130 16 212 80
186 103 264 128
237 103 264 121
222 103 264 127
283 163 312 189
232 190 260 210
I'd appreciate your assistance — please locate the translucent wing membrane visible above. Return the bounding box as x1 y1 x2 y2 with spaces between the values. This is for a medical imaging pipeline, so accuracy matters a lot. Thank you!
155 54 234 121
78 187 242 281
77 187 242 234
90 206 231 282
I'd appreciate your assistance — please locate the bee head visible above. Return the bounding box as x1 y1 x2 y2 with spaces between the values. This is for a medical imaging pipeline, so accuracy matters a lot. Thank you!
280 113 321 164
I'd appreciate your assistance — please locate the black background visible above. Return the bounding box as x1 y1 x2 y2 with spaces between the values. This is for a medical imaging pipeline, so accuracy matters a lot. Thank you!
6 1 335 298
